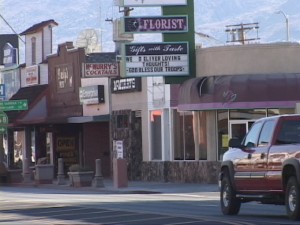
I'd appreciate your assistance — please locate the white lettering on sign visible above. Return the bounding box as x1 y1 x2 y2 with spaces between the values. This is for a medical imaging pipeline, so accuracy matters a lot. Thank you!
56 65 73 91
113 78 136 91
25 65 39 86
0 85 4 97
142 19 185 30
124 42 189 77
129 46 146 55
84 63 119 77
126 54 188 76
80 86 98 104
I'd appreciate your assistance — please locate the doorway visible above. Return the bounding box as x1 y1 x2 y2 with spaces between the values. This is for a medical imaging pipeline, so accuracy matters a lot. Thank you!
229 120 255 140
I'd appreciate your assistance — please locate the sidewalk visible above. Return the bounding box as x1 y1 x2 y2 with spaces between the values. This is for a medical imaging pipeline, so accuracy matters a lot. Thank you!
9 179 219 194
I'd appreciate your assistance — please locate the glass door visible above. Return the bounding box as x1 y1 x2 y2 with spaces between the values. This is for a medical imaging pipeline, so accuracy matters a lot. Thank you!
228 120 254 189
229 120 254 141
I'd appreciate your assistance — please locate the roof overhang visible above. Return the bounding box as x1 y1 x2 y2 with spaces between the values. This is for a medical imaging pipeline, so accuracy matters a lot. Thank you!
67 115 110 123
178 74 300 111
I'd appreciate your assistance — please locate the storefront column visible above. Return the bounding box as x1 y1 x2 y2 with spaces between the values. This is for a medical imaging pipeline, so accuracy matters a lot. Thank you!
23 127 32 182
7 129 14 168
206 111 217 161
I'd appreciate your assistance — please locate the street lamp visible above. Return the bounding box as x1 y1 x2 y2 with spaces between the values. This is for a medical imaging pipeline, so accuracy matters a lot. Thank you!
275 10 290 42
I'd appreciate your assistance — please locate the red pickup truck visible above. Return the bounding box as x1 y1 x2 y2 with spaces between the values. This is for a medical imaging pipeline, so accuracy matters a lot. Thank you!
220 114 300 220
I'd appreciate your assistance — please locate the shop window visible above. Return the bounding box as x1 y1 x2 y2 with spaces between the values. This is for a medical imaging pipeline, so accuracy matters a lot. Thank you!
267 108 294 116
31 37 36 65
116 115 129 128
198 111 207 160
173 110 195 160
217 110 229 161
230 109 266 120
13 131 25 169
151 110 162 160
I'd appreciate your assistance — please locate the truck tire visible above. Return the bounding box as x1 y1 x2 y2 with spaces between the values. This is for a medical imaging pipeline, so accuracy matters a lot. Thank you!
220 174 241 215
286 176 300 220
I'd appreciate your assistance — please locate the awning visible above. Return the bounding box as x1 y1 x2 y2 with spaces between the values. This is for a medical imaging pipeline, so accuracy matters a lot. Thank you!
178 74 300 111
7 84 49 126
67 115 110 123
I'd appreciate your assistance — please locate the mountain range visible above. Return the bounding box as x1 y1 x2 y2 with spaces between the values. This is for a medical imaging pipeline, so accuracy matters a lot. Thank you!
1 0 300 63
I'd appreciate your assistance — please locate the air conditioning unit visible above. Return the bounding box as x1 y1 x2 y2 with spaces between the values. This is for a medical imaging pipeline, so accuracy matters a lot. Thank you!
114 0 124 6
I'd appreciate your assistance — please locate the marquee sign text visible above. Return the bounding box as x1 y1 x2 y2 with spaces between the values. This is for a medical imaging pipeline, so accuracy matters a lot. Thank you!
124 42 189 77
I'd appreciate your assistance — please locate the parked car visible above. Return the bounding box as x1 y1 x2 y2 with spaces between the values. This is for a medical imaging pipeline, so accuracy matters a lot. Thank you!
219 114 300 220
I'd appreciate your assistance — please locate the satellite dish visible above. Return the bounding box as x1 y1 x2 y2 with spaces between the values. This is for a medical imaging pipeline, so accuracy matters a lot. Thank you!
76 29 100 53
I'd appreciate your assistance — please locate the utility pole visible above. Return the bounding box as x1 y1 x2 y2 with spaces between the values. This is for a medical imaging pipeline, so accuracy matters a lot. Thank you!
225 23 260 45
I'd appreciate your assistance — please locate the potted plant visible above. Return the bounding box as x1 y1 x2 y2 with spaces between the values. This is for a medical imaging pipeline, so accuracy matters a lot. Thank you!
68 164 94 187
34 157 54 184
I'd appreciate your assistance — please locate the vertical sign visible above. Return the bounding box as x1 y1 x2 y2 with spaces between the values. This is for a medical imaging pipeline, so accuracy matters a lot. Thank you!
113 140 124 159
163 0 195 84
0 84 5 97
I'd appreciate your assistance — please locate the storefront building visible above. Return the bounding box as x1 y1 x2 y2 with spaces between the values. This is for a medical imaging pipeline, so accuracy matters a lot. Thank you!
172 42 300 182
4 20 57 178
123 42 300 184
4 20 115 180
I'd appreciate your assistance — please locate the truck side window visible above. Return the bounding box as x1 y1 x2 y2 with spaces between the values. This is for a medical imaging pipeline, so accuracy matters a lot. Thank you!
258 120 275 146
243 122 263 148
277 120 300 144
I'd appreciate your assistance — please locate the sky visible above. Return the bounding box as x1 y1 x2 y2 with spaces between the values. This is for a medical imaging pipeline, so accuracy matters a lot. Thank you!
1 0 300 61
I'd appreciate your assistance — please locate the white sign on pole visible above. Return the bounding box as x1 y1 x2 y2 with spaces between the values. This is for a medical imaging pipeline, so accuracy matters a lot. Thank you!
118 0 187 6
0 84 5 97
123 42 189 77
115 140 124 159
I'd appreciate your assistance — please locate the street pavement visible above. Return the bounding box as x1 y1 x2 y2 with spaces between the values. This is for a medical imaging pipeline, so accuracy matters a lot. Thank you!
7 178 219 195
3 180 297 225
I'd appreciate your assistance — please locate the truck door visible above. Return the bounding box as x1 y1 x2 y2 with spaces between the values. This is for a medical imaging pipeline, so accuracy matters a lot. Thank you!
249 120 276 191
232 121 263 191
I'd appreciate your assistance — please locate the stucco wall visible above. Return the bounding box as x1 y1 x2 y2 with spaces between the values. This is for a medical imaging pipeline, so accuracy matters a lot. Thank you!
196 42 300 76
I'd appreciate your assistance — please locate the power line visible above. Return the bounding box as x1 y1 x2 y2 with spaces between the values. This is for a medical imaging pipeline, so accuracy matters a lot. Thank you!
0 13 25 44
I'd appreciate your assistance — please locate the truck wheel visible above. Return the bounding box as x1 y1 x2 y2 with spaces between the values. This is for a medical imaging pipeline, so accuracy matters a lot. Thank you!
220 174 241 215
286 176 300 220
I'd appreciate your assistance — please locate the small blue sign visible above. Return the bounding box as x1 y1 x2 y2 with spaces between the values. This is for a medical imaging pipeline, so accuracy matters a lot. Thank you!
3 43 17 67
0 84 5 97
